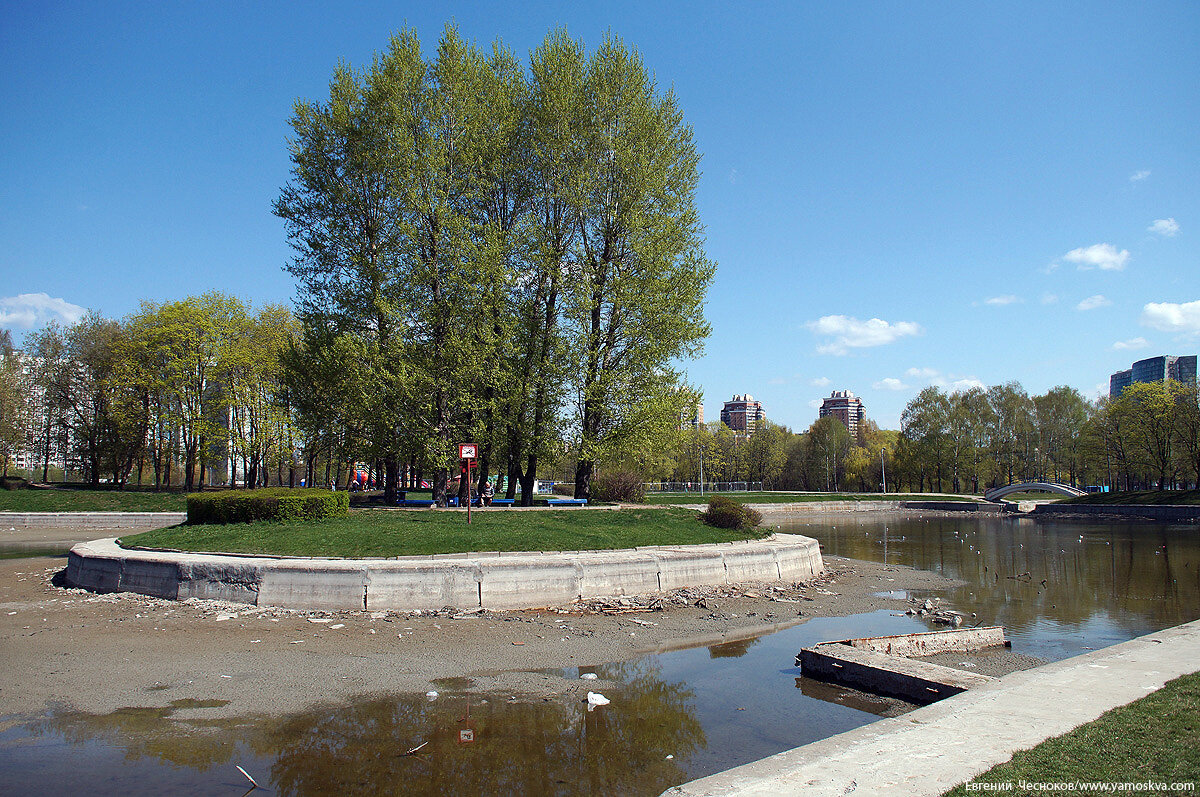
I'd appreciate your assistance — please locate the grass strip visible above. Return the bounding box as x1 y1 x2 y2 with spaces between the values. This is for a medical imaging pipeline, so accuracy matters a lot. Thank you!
944 671 1200 797
1060 489 1200 506
642 492 977 505
0 489 187 513
120 506 765 558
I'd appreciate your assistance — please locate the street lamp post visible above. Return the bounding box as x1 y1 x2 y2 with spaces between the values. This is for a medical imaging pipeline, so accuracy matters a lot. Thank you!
881 447 887 494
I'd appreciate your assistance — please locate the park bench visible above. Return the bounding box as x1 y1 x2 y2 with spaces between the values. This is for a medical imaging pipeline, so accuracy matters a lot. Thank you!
545 498 588 507
397 499 436 508
490 498 515 507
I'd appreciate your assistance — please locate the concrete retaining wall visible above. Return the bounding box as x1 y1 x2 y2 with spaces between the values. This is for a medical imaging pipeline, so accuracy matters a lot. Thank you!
0 511 186 529
1030 503 1200 522
799 643 995 704
65 532 823 611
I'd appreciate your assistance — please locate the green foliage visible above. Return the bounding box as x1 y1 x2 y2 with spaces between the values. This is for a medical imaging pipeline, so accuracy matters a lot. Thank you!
186 488 349 525
591 471 647 503
0 475 29 490
699 496 762 530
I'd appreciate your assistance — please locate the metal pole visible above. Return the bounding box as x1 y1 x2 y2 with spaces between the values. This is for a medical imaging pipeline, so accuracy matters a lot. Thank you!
466 460 472 525
881 448 887 494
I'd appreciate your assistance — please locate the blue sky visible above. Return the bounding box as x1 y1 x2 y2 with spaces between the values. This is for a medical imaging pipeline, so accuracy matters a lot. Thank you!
2 1 1198 429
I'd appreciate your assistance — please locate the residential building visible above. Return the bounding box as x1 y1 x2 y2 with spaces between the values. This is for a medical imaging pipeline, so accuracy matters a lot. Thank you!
819 390 867 442
1109 355 1197 398
679 398 704 430
720 394 764 434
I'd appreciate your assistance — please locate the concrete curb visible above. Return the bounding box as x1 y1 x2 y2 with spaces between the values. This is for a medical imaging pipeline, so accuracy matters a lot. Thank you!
664 619 1200 796
0 511 186 529
65 533 823 611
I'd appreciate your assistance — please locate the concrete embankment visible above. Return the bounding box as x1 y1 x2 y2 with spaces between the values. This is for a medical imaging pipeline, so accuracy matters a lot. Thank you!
665 619 1200 797
65 533 823 612
0 511 186 529
1030 503 1200 522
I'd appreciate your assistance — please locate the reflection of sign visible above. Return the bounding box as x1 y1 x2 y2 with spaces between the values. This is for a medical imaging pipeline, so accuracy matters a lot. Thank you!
458 728 474 744
458 443 477 460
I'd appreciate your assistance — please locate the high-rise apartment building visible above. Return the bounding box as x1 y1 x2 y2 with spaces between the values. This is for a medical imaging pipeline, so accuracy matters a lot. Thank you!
1109 355 1197 397
819 390 867 442
679 399 704 430
720 394 764 434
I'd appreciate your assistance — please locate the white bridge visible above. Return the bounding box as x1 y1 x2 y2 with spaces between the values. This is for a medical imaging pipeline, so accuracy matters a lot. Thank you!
984 482 1087 502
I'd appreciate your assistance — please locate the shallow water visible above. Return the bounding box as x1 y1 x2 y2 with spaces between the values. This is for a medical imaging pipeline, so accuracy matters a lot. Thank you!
3 514 1198 795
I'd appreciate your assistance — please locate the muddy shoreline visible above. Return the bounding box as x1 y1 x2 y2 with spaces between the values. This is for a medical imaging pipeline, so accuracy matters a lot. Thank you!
0 548 979 722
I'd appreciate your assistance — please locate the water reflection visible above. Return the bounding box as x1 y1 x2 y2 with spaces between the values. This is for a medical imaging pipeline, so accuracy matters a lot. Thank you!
5 660 704 797
783 515 1200 660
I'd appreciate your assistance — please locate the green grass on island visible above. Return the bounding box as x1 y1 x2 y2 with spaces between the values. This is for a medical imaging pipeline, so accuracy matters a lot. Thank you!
1059 489 1200 506
944 671 1200 796
0 487 187 513
120 506 767 558
642 491 978 505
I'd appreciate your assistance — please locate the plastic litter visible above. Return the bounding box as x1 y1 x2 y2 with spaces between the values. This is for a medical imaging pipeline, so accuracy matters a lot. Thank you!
426 690 439 700
586 691 610 711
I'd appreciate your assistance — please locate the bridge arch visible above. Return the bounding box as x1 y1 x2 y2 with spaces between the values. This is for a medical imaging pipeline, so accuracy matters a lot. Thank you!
984 482 1087 502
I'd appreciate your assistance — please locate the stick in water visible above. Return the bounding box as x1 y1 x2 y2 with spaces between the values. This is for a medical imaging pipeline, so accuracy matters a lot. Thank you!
236 765 260 789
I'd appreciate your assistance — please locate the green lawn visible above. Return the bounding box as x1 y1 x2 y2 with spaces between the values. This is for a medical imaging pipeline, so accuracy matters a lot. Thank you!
0 488 187 513
1060 489 1200 506
642 492 978 505
944 671 1200 796
120 506 766 557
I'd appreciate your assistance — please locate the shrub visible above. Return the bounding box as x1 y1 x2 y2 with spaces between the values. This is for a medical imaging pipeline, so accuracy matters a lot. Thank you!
591 471 646 503
186 488 350 525
551 483 575 496
699 496 762 530
0 475 30 490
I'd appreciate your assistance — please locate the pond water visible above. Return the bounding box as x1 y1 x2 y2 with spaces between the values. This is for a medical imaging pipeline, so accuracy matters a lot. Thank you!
2 514 1197 795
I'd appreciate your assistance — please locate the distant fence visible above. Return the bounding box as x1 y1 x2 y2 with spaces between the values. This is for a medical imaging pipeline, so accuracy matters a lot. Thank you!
644 482 763 493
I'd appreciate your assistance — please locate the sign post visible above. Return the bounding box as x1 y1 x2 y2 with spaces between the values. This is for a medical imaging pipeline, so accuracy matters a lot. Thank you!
458 444 477 524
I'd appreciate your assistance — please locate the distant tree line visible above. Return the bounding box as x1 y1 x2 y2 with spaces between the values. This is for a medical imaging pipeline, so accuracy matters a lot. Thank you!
1 293 298 489
893 381 1200 492
654 378 1199 495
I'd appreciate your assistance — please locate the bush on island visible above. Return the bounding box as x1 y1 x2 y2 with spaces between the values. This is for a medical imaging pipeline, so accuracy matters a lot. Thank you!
699 495 762 530
591 471 646 503
186 488 350 525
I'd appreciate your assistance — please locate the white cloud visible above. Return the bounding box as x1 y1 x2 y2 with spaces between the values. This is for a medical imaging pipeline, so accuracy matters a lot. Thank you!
767 376 787 386
809 376 831 388
1112 337 1149 351
806 315 922 355
729 168 739 184
0 293 87 329
1130 170 1151 182
1148 218 1179 237
1141 300 1200 335
1041 293 1059 305
1064 243 1130 271
984 295 1021 306
873 378 908 391
903 367 984 392
807 398 823 409
1077 294 1112 311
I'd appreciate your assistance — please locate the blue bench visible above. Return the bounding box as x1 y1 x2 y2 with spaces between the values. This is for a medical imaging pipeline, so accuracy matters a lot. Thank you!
545 498 588 507
397 499 436 508
491 498 515 507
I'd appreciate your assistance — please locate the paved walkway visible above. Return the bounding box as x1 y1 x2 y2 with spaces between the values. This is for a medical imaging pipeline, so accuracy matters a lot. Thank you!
665 619 1200 796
